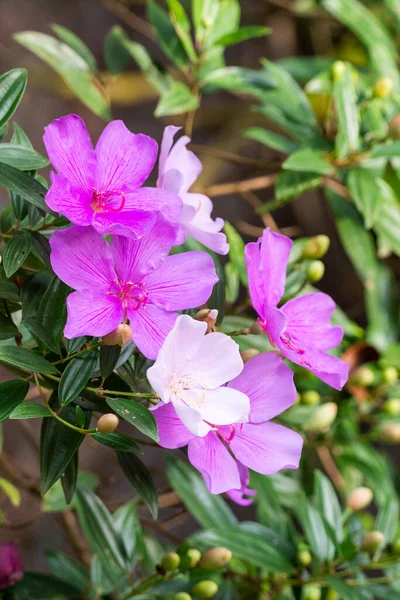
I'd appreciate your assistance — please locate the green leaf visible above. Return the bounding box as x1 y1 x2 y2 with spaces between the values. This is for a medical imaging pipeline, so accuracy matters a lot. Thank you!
0 477 21 506
114 500 144 564
43 470 99 512
14 31 111 120
13 573 81 599
373 179 400 257
167 0 197 62
0 144 48 170
28 230 51 269
201 66 275 96
295 495 335 561
325 577 366 600
0 379 29 423
376 497 399 544
273 170 321 205
117 451 158 519
2 232 32 277
92 432 141 454
52 24 97 73
0 313 18 340
347 168 380 229
9 402 51 419
283 149 335 175
0 68 27 130
243 127 299 154
0 161 49 212
106 397 158 441
203 0 241 49
223 222 247 285
333 63 359 158
166 456 237 529
61 451 78 504
215 25 270 47
123 40 172 94
0 346 58 374
372 140 400 157
23 318 60 354
104 26 132 74
147 0 189 68
155 81 199 117
365 262 398 352
58 351 98 406
46 550 89 594
75 487 130 579
100 344 121 379
314 471 343 545
224 262 240 304
38 276 70 352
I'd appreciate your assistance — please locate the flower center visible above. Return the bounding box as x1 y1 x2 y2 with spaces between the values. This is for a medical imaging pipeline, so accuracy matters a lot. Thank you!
91 188 126 213
108 279 148 317
258 317 312 368
169 373 193 399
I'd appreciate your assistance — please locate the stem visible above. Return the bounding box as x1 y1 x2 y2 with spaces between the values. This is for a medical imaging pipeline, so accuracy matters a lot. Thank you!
193 173 278 198
225 328 251 337
44 373 156 399
120 573 164 599
52 343 100 365
188 144 271 168
316 445 345 491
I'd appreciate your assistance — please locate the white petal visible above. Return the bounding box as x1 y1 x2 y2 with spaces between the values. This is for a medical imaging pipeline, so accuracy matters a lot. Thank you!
198 387 250 426
173 400 213 437
185 332 244 388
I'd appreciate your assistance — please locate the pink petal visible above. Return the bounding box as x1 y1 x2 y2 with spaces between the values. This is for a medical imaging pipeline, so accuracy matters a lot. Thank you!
188 432 241 494
153 403 196 448
186 332 244 389
226 464 257 506
182 193 229 255
50 226 116 292
158 125 181 179
228 352 296 424
111 217 178 282
43 114 96 194
92 209 157 239
145 251 218 311
128 304 178 360
174 400 213 437
161 132 202 193
65 291 123 338
230 422 303 476
122 188 183 225
282 292 344 350
95 121 157 191
46 173 92 225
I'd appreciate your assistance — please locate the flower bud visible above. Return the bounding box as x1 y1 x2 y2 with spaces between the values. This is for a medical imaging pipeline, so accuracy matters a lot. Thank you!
102 324 132 347
297 548 312 566
192 580 218 599
97 413 119 434
373 77 393 98
326 590 339 600
332 61 346 81
301 390 320 406
351 365 375 387
307 260 325 283
186 548 202 568
393 537 400 555
0 542 23 589
194 309 218 332
240 348 260 364
347 487 373 511
173 594 192 600
389 114 400 139
377 422 400 443
303 585 321 600
249 321 264 335
383 398 400 416
361 531 385 552
199 547 232 569
301 235 330 260
382 367 398 384
304 402 337 432
161 552 180 571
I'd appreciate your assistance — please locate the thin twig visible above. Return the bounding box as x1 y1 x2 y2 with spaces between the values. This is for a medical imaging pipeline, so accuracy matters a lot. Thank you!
322 176 352 201
102 0 155 40
193 173 278 198
317 445 345 491
188 144 272 168
241 191 280 231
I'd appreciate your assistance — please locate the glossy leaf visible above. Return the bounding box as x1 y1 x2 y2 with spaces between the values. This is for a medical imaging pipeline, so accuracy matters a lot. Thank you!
167 0 197 62
92 432 141 454
117 451 158 519
58 351 98 406
373 179 400 257
243 127 299 154
0 346 58 374
215 25 270 47
0 144 48 170
38 276 70 352
294 495 335 561
0 379 29 423
314 471 343 545
155 81 199 117
274 170 321 205
100 344 121 379
0 161 49 212
0 313 18 340
333 63 359 157
201 66 275 96
2 232 32 278
376 497 399 544
52 24 97 73
46 550 89 594
13 573 81 599
61 451 78 505
347 168 379 229
28 231 52 269
104 26 132 74
325 577 366 600
9 402 51 419
224 262 240 304
147 0 188 67
283 149 335 175
124 40 172 93
106 397 158 441
0 68 27 130
43 471 99 513
114 500 144 564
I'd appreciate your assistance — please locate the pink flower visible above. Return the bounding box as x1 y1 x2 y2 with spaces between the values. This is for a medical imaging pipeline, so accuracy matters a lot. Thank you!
153 350 303 501
245 228 349 390
43 115 182 238
158 126 229 255
50 220 218 360
0 542 23 589
147 315 250 436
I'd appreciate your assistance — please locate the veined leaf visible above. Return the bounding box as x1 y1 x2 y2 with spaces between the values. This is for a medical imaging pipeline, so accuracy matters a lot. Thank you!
155 82 199 117
214 25 270 47
0 68 27 130
2 232 33 278
104 26 132 75
0 313 18 340
243 127 299 154
0 161 49 212
0 379 29 423
9 402 51 419
58 351 98 406
314 471 343 545
123 40 172 94
333 63 359 157
283 149 335 175
117 451 158 519
52 24 97 73
347 168 379 229
106 397 158 441
92 432 141 454
167 0 197 62
0 144 48 170
376 497 399 543
147 0 188 68
0 346 58 374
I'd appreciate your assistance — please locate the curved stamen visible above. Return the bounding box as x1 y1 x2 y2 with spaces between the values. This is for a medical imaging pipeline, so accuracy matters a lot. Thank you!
108 191 126 213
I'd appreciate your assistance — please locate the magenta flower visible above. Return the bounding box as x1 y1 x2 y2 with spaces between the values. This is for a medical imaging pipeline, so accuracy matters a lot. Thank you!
245 228 349 390
0 542 23 589
50 220 218 360
153 350 303 500
44 115 182 238
158 126 229 255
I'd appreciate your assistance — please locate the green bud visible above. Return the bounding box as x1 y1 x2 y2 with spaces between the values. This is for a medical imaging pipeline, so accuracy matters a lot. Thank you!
382 366 398 384
187 548 202 568
373 77 393 98
301 235 330 259
199 547 232 569
332 61 346 81
392 537 400 555
351 365 375 387
97 413 119 434
326 590 339 600
303 585 321 600
383 398 400 416
192 580 218 599
307 260 325 283
301 390 320 406
347 487 373 511
358 511 374 531
361 531 385 552
240 348 260 364
304 402 337 432
173 594 192 600
297 548 312 566
161 552 181 571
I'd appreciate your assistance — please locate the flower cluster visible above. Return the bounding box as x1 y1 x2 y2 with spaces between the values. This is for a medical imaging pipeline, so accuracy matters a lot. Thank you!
46 116 349 503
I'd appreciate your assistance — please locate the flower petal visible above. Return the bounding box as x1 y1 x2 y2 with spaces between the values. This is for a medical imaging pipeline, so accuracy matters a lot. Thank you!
161 132 202 193
174 400 213 437
229 352 296 423
226 464 257 506
230 422 303 475
50 226 116 292
182 193 229 255
122 188 183 224
95 121 157 191
64 291 123 338
158 125 181 179
43 114 96 193
153 403 196 448
46 173 92 225
145 251 218 311
92 209 157 239
196 387 250 427
188 432 241 494
282 292 344 350
128 304 178 360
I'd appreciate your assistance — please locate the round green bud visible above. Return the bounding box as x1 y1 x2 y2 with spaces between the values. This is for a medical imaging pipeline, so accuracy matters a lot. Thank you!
382 366 398 384
351 366 375 387
303 585 321 600
199 547 232 569
301 235 330 260
378 422 400 443
97 413 119 434
187 548 202 568
332 61 346 81
307 260 325 283
102 323 132 347
373 77 393 98
301 390 321 406
347 487 373 511
383 398 400 416
304 402 337 432
297 549 312 566
392 537 400 555
326 590 339 600
240 348 261 364
161 552 180 571
358 511 374 531
192 581 218 599
361 531 385 552
173 594 192 600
